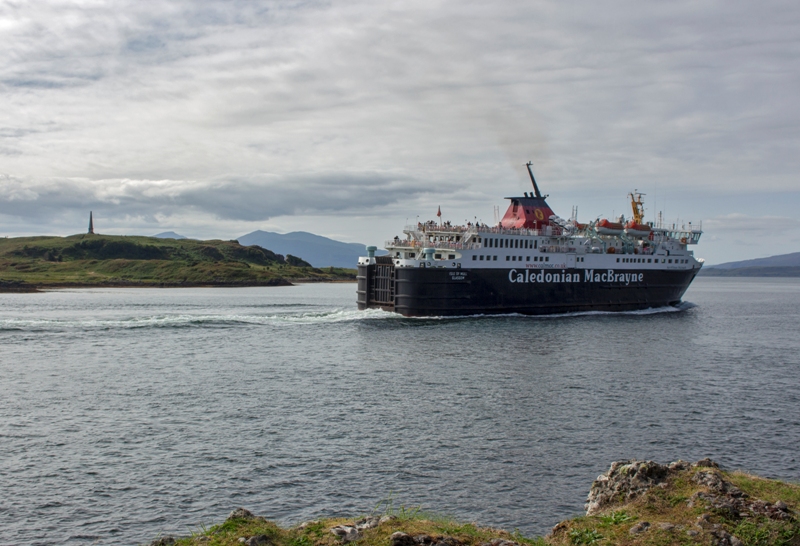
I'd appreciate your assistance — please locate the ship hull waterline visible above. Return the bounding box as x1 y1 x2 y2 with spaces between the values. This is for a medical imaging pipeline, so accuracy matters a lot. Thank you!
358 265 699 317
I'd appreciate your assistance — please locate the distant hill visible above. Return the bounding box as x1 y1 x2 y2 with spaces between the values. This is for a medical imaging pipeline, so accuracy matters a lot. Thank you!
153 231 187 239
707 251 800 269
699 251 800 277
238 230 384 268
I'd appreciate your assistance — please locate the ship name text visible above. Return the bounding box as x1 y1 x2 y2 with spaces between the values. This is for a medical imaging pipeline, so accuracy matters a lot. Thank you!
508 269 644 285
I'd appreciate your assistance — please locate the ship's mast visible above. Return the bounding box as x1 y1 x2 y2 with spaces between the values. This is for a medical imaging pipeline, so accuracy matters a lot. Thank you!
628 190 645 224
526 162 542 198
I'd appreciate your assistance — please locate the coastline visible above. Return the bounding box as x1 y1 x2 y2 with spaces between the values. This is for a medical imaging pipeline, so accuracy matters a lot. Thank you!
0 278 357 293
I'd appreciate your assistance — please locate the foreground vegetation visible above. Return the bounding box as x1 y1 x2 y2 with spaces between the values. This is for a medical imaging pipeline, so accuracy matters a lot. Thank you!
550 466 799 546
150 463 799 546
0 234 356 289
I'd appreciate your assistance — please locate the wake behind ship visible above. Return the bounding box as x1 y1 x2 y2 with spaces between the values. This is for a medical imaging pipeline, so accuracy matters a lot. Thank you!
357 163 703 317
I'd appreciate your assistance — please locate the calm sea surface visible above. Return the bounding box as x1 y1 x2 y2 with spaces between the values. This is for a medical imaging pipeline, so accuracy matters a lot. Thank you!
1 277 799 545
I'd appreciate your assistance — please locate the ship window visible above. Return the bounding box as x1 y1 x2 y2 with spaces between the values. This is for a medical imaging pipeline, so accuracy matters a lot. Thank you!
512 256 516 261
449 254 455 259
668 259 672 263
487 239 491 248
506 256 510 261
472 255 477 260
534 240 538 249
435 254 442 259
515 239 519 248
648 259 651 263
493 256 497 261
480 255 484 260
526 256 530 261
545 257 549 262
616 258 620 263
519 256 522 261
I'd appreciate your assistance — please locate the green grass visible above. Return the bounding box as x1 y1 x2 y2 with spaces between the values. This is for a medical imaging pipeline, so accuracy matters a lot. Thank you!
0 234 356 288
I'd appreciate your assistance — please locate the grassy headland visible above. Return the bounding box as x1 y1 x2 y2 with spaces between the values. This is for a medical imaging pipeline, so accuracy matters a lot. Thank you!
0 234 356 290
149 460 799 546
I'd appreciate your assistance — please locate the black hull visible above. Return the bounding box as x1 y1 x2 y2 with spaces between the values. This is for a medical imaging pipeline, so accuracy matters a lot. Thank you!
358 264 699 317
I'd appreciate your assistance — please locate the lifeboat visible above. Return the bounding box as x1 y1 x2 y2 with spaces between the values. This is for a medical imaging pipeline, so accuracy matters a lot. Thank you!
596 219 624 235
624 221 652 238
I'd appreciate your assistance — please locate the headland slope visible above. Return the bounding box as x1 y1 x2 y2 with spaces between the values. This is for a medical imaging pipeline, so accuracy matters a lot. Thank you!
0 234 355 291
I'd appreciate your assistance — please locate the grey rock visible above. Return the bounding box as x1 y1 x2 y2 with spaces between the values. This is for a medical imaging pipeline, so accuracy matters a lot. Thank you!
238 539 247 544
391 531 416 546
355 516 381 530
413 534 433 544
379 515 397 525
658 523 676 531
488 539 517 546
628 522 650 535
245 535 271 546
710 529 744 546
585 460 670 515
693 458 720 469
150 538 176 546
228 508 256 521
775 500 789 511
686 530 699 537
331 525 361 543
668 460 691 471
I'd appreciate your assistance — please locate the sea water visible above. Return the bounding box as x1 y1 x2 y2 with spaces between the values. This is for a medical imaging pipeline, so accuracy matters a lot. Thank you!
1 278 799 545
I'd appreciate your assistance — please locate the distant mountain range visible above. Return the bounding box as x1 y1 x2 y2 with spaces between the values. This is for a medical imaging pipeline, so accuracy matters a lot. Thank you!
153 231 187 239
237 230 381 268
700 251 800 277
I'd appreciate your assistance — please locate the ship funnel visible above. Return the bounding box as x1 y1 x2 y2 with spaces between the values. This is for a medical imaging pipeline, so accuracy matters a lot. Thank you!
366 245 377 258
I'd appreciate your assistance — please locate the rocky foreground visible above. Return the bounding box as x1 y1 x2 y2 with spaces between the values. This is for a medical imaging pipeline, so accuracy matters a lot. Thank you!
147 460 799 546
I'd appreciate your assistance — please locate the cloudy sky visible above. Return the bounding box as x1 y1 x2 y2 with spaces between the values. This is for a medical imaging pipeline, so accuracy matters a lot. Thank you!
1 0 798 264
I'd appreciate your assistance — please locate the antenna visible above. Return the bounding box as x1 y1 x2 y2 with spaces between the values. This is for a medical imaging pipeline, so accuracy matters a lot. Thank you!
525 161 543 198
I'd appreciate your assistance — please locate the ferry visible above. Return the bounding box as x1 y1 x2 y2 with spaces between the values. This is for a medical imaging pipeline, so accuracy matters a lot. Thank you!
357 163 703 317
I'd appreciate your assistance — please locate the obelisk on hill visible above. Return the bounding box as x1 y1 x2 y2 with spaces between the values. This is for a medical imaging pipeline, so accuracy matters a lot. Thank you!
88 212 94 234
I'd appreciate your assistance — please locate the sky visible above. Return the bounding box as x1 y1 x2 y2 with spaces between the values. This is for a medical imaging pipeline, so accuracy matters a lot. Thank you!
1 0 799 265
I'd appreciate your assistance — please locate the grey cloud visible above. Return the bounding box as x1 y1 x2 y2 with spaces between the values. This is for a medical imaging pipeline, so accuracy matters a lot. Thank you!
1 0 799 262
0 172 439 222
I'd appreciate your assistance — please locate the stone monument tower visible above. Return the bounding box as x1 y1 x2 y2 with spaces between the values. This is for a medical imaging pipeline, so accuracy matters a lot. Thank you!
88 211 94 234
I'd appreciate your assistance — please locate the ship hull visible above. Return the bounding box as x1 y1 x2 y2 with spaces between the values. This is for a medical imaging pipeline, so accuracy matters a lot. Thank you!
359 264 699 317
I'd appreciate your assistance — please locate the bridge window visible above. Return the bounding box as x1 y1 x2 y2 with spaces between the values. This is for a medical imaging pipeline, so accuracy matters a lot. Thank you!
545 257 549 262
526 256 530 261
480 255 484 260
472 255 477 260
493 256 497 260
506 256 510 261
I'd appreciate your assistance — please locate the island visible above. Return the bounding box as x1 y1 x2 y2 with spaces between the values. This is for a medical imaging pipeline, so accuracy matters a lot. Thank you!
0 234 356 291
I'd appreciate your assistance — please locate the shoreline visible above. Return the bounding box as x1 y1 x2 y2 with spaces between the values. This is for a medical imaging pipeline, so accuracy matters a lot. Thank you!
144 459 799 546
0 278 357 293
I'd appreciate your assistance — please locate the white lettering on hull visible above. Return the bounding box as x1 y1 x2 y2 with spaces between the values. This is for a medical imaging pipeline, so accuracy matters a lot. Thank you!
508 269 645 285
